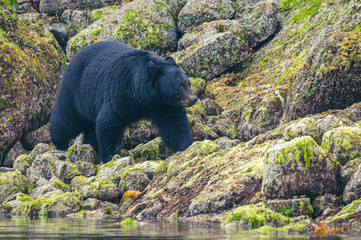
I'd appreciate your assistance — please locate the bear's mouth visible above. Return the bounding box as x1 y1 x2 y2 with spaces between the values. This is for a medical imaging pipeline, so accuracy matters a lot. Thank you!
181 97 198 107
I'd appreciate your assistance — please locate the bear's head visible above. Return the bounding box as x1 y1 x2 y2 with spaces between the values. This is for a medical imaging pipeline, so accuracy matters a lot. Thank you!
149 56 198 107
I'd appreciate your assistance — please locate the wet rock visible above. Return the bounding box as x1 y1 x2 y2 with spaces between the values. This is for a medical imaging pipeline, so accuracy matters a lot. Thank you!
130 137 171 162
70 176 123 202
61 9 93 38
262 136 340 199
18 0 38 13
343 164 361 203
236 87 287 142
312 194 341 218
44 23 68 51
190 77 206 97
214 136 238 150
223 204 290 229
21 125 51 151
266 198 312 217
340 158 361 188
49 177 71 192
124 139 272 220
39 0 113 16
26 151 66 182
174 20 252 80
67 0 177 60
122 121 158 150
202 98 223 116
119 169 151 193
321 126 361 165
29 143 55 159
3 141 27 167
211 117 236 139
0 171 30 205
82 198 119 212
66 144 98 164
325 200 361 227
284 31 361 121
13 154 34 174
178 0 236 33
0 8 65 165
283 117 323 144
97 156 134 178
29 192 82 217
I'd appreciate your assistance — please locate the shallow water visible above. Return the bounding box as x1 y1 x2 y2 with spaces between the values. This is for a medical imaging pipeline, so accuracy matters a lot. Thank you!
0 217 357 240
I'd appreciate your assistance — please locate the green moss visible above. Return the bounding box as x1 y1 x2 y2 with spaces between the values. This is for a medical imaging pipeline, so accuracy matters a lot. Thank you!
17 154 34 168
91 28 105 38
54 180 70 190
92 10 102 21
15 193 33 202
172 210 179 222
224 204 290 228
154 161 168 175
326 200 361 223
115 8 170 54
117 218 138 228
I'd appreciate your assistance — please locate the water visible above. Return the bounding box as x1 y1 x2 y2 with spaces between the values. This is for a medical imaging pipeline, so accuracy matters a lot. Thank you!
0 217 357 240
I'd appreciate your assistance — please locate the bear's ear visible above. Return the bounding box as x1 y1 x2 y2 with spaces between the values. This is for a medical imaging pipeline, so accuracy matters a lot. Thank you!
165 56 176 65
149 61 163 78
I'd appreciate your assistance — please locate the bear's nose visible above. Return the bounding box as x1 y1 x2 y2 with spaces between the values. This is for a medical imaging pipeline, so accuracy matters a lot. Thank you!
190 97 198 105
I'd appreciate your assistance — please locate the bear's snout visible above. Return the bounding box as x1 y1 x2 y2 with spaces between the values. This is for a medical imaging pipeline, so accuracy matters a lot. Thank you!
181 92 198 107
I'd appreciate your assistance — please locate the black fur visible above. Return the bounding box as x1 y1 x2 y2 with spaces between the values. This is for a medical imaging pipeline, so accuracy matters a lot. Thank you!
50 41 196 163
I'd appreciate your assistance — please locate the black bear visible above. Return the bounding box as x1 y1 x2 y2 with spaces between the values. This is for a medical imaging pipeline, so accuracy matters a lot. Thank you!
50 41 197 163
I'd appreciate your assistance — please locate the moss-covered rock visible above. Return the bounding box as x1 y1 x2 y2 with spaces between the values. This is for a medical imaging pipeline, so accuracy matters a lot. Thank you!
178 0 236 33
66 143 98 164
129 137 171 162
262 136 340 199
284 31 361 120
0 4 65 164
343 163 361 203
283 117 323 144
0 170 30 205
223 204 290 229
266 198 313 218
325 199 361 227
321 126 361 165
13 154 33 174
66 0 177 60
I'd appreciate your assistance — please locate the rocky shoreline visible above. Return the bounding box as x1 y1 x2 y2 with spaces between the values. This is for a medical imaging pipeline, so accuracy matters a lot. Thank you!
1 0 361 236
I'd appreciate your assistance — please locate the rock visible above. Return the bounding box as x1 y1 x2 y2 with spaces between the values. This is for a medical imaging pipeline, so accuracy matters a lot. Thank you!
27 151 67 183
0 7 65 165
190 77 206 97
119 169 151 193
283 117 323 144
66 0 177 60
214 136 238 150
13 154 34 174
39 0 113 16
82 198 119 212
21 125 51 151
340 158 361 188
343 164 361 203
178 0 236 33
29 192 82 217
223 204 290 229
236 87 287 142
29 184 63 200
266 198 313 217
61 9 93 38
321 126 361 165
284 31 361 121
18 0 38 13
325 200 361 227
122 121 158 150
29 143 55 159
97 156 134 178
51 159 97 183
66 144 98 164
44 23 68 51
129 137 171 162
0 171 30 205
2 141 27 167
70 176 123 202
174 19 252 80
49 177 71 192
312 194 340 218
123 139 273 220
262 136 340 199
202 98 223 116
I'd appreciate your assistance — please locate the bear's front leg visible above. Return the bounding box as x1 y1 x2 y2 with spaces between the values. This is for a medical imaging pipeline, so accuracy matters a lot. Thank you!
95 104 124 163
151 106 193 152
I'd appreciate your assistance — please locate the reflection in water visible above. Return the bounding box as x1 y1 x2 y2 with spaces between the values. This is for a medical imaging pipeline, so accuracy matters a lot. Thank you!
0 217 357 240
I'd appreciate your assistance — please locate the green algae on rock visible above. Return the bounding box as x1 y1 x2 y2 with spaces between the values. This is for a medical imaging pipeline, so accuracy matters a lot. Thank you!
0 170 30 205
0 3 65 164
262 136 339 199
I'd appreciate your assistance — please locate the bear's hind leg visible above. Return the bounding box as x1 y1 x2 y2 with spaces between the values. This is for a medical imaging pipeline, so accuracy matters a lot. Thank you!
50 108 85 150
